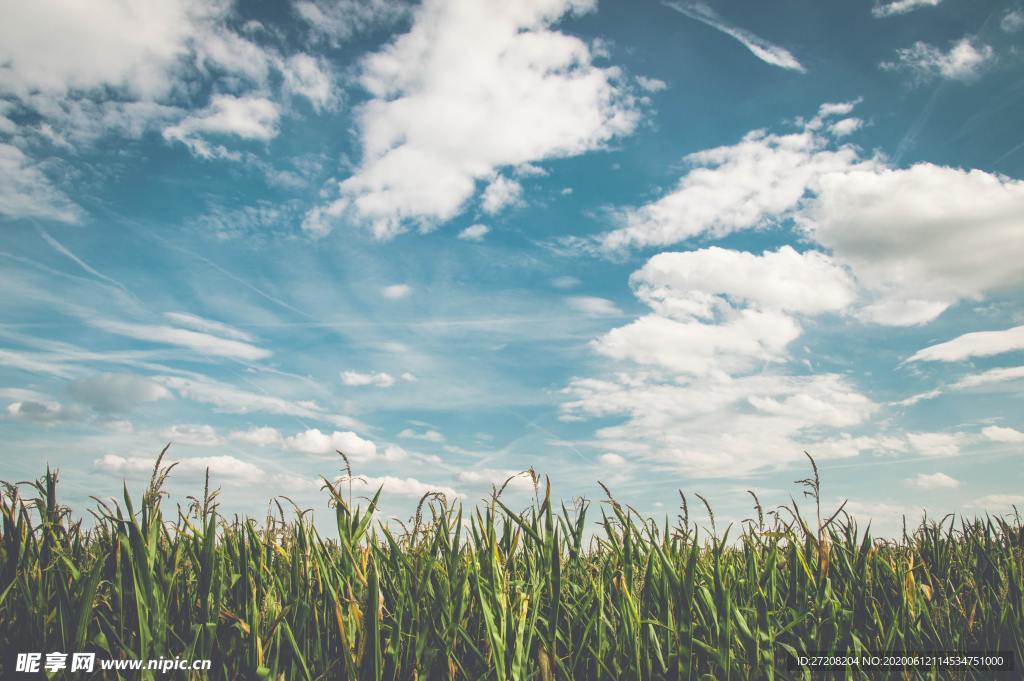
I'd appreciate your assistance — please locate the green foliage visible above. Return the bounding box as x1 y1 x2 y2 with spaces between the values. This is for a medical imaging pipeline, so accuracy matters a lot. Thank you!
0 451 1021 680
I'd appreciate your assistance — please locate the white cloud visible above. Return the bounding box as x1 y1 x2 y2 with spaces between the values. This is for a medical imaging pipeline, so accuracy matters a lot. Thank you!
1003 9 1024 32
803 165 1024 325
155 376 354 425
602 105 1024 327
351 474 460 500
69 373 171 412
636 76 667 93
280 53 335 110
341 370 396 388
382 444 409 461
89 319 270 360
162 95 280 160
601 110 868 250
828 117 862 137
562 372 876 477
456 469 536 493
599 452 626 465
968 494 1024 510
400 372 418 382
294 0 410 45
458 224 491 241
872 0 941 18
0 143 82 223
592 246 854 377
285 428 377 460
566 296 622 316
163 312 255 342
663 2 805 72
632 246 856 318
907 472 959 489
881 38 994 82
952 366 1024 390
907 432 964 457
381 284 412 299
981 425 1024 443
6 399 79 424
551 276 581 289
303 0 640 238
229 426 283 446
398 427 445 443
480 175 523 214
161 423 222 446
96 453 265 485
0 1 303 149
908 325 1024 362
0 0 208 99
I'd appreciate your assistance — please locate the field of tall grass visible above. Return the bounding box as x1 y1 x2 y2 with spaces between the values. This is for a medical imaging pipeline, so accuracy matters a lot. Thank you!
1 450 1020 680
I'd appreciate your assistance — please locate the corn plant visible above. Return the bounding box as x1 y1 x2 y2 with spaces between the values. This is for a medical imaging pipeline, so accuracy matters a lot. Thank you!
1 450 1021 680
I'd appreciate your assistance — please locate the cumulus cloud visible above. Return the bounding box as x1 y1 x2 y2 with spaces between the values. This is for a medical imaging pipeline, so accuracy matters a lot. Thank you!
907 432 964 457
302 0 641 238
456 469 537 493
907 325 1024 362
591 246 854 376
601 105 869 251
663 2 805 72
96 453 265 484
6 399 80 424
599 452 626 466
0 143 82 223
161 423 222 446
89 319 270 360
351 474 461 500
602 103 1024 327
0 0 318 150
458 224 491 241
872 0 941 18
0 0 209 99
803 166 1024 325
68 373 171 412
561 240 881 476
562 372 877 477
162 95 280 160
907 472 959 489
294 0 411 45
880 38 994 82
285 428 377 460
480 175 523 214
341 370 396 388
229 426 283 446
981 425 1024 443
566 296 622 316
828 117 862 137
631 246 856 318
969 494 1024 510
280 54 334 111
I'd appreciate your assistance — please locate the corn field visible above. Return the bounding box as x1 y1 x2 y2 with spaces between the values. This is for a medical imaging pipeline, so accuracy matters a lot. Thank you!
1 451 1021 680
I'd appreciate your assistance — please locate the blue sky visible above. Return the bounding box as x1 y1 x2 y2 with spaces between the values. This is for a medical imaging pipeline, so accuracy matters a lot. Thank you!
2 0 1023 532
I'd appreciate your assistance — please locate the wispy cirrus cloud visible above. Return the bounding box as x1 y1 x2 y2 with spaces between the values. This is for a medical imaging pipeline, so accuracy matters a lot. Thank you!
88 319 270 360
872 0 941 18
663 2 806 73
